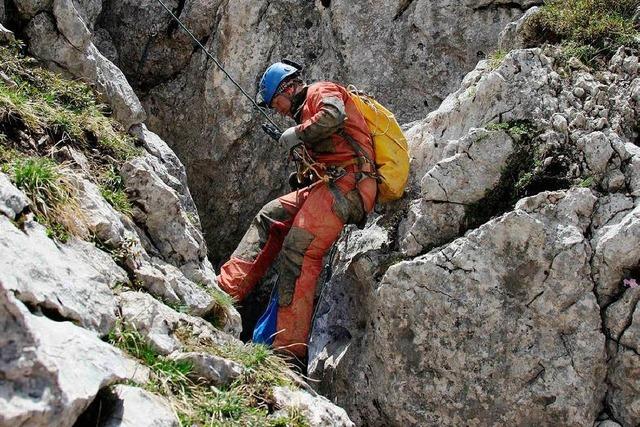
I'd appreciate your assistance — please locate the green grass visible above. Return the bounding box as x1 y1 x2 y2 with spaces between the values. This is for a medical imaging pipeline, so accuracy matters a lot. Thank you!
579 176 595 188
210 287 237 310
0 44 141 240
197 282 237 329
100 185 133 216
109 321 308 427
488 50 507 70
0 44 140 163
8 156 88 240
528 0 640 64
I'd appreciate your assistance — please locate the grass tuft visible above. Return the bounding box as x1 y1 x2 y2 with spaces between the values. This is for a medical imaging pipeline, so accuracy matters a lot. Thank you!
0 44 140 164
488 50 507 70
527 0 640 64
9 156 88 240
109 321 308 426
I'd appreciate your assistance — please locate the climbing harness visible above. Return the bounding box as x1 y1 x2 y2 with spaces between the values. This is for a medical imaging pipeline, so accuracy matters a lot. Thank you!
154 0 281 133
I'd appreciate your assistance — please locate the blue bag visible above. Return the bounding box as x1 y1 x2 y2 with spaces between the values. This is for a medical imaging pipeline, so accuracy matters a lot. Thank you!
252 291 279 345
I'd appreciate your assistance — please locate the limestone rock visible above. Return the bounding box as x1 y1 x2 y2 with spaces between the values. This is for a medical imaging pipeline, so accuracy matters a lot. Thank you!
99 385 179 427
604 284 640 342
311 189 607 426
79 170 241 335
133 257 216 317
0 23 13 42
13 0 52 19
400 128 514 255
607 347 640 426
591 204 640 305
309 217 392 379
117 291 232 355
53 0 91 49
167 352 242 386
597 421 623 427
0 286 147 427
129 124 198 217
498 6 541 52
625 142 640 196
0 216 125 335
25 10 145 130
0 172 29 220
121 155 205 266
271 386 354 427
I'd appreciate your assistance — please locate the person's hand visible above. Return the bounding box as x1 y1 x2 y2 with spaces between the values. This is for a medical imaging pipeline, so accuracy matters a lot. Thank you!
279 126 301 147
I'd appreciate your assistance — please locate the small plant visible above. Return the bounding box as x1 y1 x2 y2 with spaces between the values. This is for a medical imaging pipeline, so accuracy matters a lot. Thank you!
210 287 236 310
110 236 139 264
0 45 140 163
559 41 602 66
41 217 70 242
488 50 507 70
99 165 133 216
185 210 199 226
108 320 192 394
486 120 535 139
100 185 133 216
198 283 237 329
579 176 595 188
9 157 88 240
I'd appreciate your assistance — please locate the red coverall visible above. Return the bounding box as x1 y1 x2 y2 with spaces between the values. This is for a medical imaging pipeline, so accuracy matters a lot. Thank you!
218 81 377 357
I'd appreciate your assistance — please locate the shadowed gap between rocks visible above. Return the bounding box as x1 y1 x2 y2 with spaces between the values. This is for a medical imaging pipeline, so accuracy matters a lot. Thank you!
462 121 572 232
72 387 119 427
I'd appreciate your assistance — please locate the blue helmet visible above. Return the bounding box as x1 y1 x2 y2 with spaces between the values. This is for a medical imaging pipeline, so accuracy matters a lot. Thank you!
257 62 300 108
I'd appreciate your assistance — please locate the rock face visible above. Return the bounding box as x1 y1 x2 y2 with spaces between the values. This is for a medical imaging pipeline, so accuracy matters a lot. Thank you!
19 0 146 129
310 45 640 426
0 286 147 427
90 0 540 262
0 215 125 335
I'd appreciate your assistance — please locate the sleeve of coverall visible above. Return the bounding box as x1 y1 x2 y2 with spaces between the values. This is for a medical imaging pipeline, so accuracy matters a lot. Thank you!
295 90 347 143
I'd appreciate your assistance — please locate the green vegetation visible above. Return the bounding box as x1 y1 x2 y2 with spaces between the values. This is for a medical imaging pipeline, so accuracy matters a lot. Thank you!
0 44 139 160
109 321 308 427
98 166 133 216
487 50 507 70
100 185 133 216
579 176 595 188
209 286 237 311
6 156 87 241
0 43 140 240
528 0 640 65
197 282 237 329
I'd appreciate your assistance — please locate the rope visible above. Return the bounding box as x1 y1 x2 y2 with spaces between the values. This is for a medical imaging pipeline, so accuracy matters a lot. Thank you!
155 0 282 132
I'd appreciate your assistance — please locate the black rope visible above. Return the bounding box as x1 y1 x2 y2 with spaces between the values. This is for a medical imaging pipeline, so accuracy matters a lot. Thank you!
155 0 282 132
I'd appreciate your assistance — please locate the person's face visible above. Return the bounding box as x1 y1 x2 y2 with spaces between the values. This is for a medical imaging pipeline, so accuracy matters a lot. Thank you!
271 93 292 117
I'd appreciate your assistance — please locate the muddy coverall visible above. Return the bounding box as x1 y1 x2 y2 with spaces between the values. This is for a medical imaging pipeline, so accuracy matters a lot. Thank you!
218 81 377 358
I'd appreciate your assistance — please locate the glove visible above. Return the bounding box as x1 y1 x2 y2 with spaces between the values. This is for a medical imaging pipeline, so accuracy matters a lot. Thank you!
279 126 302 147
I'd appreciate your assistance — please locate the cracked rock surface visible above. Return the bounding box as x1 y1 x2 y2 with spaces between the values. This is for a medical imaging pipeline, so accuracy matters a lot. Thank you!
310 44 640 427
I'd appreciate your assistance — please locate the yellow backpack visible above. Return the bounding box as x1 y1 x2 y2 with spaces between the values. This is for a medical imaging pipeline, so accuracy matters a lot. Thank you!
348 88 410 203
